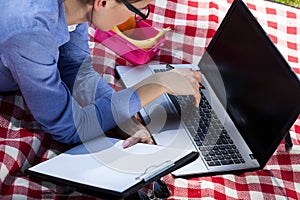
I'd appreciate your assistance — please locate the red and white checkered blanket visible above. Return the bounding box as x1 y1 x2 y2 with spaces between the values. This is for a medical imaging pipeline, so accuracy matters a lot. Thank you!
1 0 299 199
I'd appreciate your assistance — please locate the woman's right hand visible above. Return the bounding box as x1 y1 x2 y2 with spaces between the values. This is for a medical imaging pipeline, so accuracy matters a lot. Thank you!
133 68 202 107
159 68 202 105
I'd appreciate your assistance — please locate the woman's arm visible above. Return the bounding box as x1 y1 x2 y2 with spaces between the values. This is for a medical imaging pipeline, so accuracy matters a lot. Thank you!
1 27 141 144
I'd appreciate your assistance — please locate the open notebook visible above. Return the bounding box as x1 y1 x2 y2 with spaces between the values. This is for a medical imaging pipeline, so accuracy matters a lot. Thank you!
27 135 198 199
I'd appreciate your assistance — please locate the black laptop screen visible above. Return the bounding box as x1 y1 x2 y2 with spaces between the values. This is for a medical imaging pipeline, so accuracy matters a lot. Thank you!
199 0 300 166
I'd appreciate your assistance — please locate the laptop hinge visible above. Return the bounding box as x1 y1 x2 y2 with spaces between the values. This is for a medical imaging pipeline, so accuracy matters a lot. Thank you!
284 131 293 152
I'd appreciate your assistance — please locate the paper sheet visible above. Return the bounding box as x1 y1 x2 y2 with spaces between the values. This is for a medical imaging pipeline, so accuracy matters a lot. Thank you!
28 135 193 193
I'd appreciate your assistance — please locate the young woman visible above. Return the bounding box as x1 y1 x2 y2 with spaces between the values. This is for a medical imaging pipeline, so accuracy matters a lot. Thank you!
0 0 201 148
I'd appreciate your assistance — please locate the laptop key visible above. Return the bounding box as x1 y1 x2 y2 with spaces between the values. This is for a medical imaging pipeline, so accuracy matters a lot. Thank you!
221 159 234 165
204 156 212 161
233 159 241 164
207 161 221 166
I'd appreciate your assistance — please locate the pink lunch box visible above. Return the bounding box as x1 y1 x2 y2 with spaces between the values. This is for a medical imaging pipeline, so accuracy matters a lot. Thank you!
94 21 166 65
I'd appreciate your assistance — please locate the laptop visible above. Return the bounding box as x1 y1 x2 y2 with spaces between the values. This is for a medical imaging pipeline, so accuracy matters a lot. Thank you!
116 0 300 177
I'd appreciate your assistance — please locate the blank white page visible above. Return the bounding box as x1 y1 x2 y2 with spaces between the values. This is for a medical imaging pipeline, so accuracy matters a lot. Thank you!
28 135 193 192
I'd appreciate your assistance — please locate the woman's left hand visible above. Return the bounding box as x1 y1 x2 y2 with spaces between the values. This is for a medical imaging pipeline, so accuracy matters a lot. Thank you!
106 116 154 148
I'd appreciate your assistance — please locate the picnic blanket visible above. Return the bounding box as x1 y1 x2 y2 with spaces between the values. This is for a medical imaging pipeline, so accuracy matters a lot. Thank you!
1 0 299 199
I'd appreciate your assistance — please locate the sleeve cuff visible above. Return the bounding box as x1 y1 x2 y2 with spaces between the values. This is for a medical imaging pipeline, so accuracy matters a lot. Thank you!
110 88 141 125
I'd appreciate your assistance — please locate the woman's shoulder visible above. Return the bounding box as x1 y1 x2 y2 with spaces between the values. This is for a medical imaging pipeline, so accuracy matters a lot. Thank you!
0 0 65 43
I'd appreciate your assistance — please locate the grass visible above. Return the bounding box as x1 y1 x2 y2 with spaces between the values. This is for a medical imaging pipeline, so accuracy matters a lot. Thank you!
272 0 300 8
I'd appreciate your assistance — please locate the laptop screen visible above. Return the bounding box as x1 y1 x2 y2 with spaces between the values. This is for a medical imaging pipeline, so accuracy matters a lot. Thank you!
199 0 300 166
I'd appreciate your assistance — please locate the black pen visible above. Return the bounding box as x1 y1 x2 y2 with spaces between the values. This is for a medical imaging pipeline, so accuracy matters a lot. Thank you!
166 64 205 89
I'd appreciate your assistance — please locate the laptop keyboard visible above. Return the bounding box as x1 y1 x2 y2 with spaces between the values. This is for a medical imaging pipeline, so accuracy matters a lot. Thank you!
171 94 245 166
154 68 245 166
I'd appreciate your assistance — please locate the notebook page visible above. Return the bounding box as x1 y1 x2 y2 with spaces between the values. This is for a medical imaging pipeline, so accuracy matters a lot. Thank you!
28 135 193 192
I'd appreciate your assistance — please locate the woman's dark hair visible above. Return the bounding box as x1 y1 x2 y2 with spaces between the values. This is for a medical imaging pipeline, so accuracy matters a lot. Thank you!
116 0 143 4
85 0 144 7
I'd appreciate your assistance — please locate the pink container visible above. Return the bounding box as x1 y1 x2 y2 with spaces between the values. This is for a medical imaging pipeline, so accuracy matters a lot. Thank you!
94 21 166 65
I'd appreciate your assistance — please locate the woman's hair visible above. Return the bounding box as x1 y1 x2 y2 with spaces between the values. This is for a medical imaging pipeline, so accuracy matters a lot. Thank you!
116 0 144 3
84 0 144 5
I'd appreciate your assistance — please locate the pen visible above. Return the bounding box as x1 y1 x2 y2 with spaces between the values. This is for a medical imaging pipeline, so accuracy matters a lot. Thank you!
166 64 205 89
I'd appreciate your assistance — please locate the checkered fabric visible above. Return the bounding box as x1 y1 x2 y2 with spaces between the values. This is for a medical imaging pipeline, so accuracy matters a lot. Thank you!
0 0 299 199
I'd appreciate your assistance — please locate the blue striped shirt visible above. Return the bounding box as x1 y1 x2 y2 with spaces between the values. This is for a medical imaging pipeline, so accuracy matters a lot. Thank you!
0 0 141 144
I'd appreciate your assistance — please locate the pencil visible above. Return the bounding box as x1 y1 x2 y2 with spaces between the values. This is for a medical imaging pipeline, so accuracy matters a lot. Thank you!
166 64 205 89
